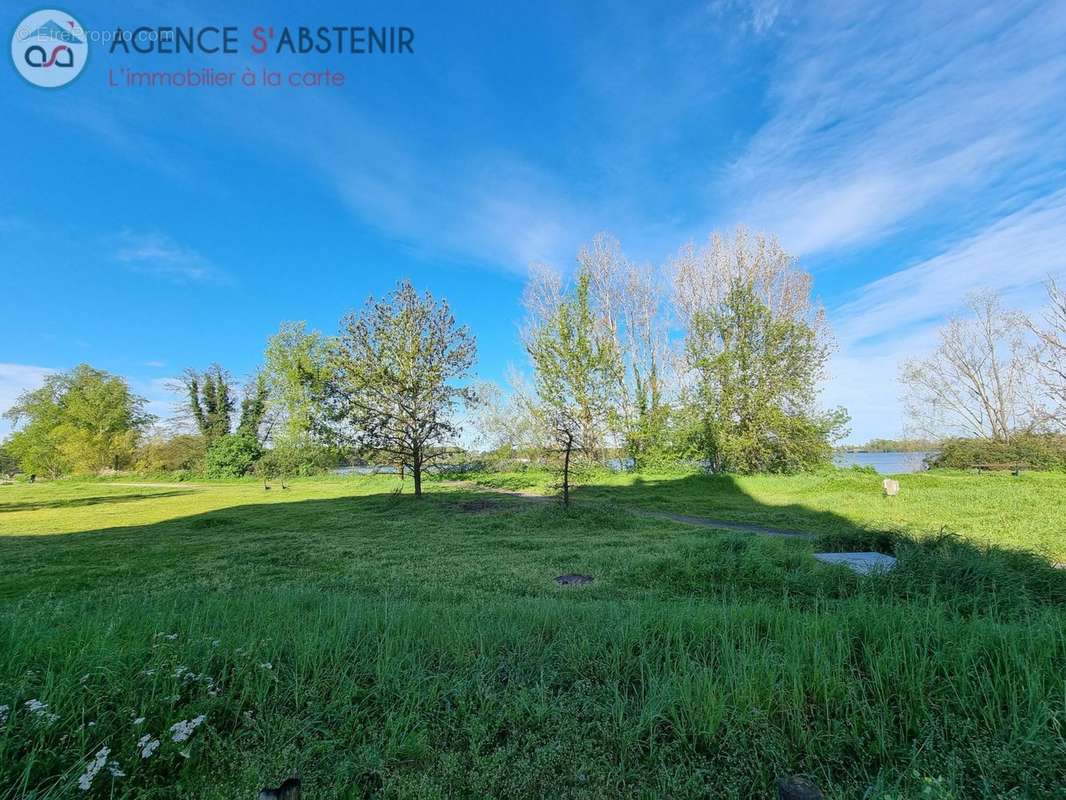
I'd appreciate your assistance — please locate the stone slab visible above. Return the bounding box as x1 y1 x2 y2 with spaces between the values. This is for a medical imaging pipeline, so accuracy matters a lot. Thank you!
813 552 897 575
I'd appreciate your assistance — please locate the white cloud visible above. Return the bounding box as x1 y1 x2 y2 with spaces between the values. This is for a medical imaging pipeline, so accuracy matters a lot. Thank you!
0 363 54 438
727 1 1066 256
825 191 1066 441
113 231 231 285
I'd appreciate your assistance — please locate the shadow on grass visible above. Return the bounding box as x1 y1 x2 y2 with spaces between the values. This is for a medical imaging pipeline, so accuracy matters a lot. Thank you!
0 489 195 513
0 475 1064 621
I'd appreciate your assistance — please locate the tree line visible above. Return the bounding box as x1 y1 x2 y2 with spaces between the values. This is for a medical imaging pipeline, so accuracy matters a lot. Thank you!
4 229 1064 491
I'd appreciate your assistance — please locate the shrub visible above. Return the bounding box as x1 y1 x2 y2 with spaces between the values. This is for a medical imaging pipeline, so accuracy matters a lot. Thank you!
254 441 338 479
202 433 261 478
929 434 1066 471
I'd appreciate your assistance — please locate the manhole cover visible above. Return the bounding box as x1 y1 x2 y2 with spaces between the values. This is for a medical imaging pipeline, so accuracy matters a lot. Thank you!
555 574 593 586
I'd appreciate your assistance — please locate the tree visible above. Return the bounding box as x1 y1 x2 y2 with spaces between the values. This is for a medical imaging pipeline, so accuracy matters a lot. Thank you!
1027 278 1066 430
466 379 540 459
0 445 18 477
329 280 477 497
902 291 1037 441
136 433 207 473
2 364 153 476
183 365 234 443
673 229 845 472
263 321 335 447
524 269 617 504
182 365 269 444
577 235 672 466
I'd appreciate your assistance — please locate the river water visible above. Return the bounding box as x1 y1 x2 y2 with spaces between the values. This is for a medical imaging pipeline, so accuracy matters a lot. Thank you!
832 451 934 474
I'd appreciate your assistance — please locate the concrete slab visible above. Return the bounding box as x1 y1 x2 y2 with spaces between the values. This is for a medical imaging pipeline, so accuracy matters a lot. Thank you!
813 552 897 575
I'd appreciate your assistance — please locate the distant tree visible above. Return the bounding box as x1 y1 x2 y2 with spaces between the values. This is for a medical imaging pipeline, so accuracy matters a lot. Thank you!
2 364 153 477
576 235 672 466
263 321 335 446
902 291 1038 441
467 378 543 459
182 365 269 445
0 445 18 476
136 433 207 473
236 372 269 440
183 365 234 443
525 270 617 504
673 229 846 473
1027 278 1066 430
329 280 477 497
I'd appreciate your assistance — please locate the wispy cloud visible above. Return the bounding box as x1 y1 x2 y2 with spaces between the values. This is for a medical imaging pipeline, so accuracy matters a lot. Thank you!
113 231 231 285
825 191 1066 441
726 1 1066 256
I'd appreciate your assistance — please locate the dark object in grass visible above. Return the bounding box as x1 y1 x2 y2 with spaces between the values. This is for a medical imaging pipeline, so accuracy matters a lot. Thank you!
259 776 300 800
776 775 824 799
555 573 593 586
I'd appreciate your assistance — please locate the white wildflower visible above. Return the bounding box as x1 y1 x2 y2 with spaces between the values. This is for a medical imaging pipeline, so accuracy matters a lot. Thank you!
77 746 109 791
211 639 220 647
154 632 178 641
107 761 125 778
259 662 272 670
137 734 160 759
25 699 47 713
132 716 145 725
169 714 206 743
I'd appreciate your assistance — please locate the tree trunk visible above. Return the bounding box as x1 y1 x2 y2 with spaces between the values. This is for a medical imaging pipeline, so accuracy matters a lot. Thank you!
562 434 572 507
412 449 422 497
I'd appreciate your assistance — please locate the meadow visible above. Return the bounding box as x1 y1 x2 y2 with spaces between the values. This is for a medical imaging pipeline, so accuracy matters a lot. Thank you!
0 470 1064 798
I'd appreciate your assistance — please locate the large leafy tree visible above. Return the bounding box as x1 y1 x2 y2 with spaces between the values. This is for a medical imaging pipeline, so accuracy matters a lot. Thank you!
2 364 154 477
675 229 847 473
329 280 476 496
525 270 618 503
263 321 335 446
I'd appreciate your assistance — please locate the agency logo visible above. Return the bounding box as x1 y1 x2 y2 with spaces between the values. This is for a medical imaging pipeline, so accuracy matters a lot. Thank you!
11 9 87 87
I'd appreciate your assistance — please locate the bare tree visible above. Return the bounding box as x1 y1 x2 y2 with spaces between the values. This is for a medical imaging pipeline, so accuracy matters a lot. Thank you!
329 280 476 497
1026 278 1066 430
902 290 1036 441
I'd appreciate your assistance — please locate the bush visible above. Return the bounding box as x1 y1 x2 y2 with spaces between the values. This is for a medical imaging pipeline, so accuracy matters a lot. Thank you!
929 434 1066 471
254 441 338 479
202 434 262 478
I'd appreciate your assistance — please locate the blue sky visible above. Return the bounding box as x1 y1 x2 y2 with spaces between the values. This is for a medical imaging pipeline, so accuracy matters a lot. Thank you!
3 0 1066 443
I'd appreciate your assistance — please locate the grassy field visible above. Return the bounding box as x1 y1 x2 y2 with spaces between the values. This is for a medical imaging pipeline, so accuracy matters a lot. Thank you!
0 471 1064 798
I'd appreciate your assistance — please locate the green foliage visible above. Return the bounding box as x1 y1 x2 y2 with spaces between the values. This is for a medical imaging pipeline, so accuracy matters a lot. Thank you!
184 365 234 443
930 434 1066 471
1 364 153 477
235 373 268 440
136 434 207 473
330 280 477 496
686 282 847 473
528 271 620 446
263 321 334 447
201 433 262 478
254 441 338 478
0 445 18 476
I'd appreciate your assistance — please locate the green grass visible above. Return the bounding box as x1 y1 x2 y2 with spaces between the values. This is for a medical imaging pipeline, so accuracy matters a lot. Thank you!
0 472 1064 798
466 467 1066 560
